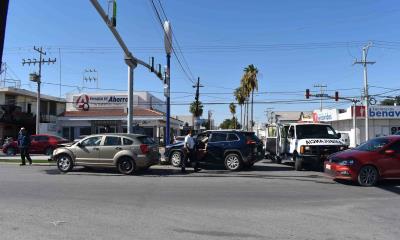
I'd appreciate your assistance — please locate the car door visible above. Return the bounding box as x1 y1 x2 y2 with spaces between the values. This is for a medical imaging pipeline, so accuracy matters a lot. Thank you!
380 141 400 178
74 136 102 164
98 136 123 164
206 133 228 163
287 126 296 154
266 126 278 155
29 136 41 154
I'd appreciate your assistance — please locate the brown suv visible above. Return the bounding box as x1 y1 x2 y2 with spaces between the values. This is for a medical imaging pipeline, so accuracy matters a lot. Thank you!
52 134 159 174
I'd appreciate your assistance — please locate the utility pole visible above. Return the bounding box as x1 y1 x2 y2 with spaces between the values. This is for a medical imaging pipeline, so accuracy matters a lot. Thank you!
193 77 203 131
314 84 327 111
354 43 375 141
0 0 9 73
22 47 56 134
90 0 163 134
164 21 172 146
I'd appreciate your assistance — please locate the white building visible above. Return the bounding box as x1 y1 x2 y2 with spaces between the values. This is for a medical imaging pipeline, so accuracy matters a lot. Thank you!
313 105 400 147
58 91 182 144
0 87 65 140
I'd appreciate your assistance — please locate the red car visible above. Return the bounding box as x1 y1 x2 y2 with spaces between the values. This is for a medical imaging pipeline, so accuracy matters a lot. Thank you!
2 134 69 156
325 135 400 186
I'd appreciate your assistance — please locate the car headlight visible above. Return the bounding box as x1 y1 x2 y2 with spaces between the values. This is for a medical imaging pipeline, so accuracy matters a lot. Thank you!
338 159 355 166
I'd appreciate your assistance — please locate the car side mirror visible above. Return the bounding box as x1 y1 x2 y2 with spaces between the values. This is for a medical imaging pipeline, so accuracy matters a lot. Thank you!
384 149 395 155
77 142 83 147
336 133 341 139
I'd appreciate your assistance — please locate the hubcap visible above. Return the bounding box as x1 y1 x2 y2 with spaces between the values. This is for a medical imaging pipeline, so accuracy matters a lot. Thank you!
359 167 377 185
59 156 71 171
171 152 181 166
227 155 239 170
120 160 132 172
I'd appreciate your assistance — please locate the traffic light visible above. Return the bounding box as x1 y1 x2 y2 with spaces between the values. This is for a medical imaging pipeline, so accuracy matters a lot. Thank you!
305 89 310 99
335 91 339 101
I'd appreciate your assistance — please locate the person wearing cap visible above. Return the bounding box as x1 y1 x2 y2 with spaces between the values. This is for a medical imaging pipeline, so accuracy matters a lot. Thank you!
17 127 32 166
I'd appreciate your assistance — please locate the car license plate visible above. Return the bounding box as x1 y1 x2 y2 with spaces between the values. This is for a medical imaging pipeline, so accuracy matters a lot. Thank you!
325 164 331 170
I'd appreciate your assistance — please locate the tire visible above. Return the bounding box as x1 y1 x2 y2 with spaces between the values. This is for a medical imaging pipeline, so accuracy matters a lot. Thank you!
6 147 16 156
57 154 73 173
294 155 303 171
117 157 136 175
224 153 242 171
44 147 53 156
357 165 379 187
170 151 183 168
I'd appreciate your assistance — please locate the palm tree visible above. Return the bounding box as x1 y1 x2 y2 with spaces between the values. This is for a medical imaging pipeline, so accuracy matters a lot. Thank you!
234 87 246 129
241 64 259 130
229 102 236 129
189 101 203 129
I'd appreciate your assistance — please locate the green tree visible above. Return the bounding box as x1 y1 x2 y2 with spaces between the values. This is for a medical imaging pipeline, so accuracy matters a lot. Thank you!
234 87 246 129
241 64 259 130
381 96 400 106
189 101 203 128
229 102 236 128
219 117 241 129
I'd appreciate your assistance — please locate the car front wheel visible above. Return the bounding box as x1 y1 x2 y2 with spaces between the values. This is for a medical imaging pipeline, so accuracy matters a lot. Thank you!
224 153 242 171
57 154 73 173
170 151 183 167
357 165 379 187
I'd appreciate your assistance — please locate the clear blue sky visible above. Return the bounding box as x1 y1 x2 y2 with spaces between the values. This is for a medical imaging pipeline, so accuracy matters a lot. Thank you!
3 0 400 125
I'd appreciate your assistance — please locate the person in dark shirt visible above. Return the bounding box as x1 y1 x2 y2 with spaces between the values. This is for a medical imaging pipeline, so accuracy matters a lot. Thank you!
17 127 32 166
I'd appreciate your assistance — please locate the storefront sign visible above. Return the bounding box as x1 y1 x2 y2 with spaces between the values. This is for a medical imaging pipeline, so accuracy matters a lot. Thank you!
313 109 338 122
73 94 128 110
369 106 400 119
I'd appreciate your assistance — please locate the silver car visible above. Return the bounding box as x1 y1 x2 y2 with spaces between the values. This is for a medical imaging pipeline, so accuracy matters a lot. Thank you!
52 134 159 175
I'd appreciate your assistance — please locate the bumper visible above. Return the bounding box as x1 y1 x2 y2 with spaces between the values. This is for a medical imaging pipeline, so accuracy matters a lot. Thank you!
324 162 357 181
299 154 330 164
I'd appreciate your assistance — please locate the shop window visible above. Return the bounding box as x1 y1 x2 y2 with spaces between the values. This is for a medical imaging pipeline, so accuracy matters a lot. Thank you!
49 102 57 115
80 127 91 136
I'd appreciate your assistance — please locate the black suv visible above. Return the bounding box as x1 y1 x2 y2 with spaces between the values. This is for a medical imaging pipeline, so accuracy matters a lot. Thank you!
163 130 264 171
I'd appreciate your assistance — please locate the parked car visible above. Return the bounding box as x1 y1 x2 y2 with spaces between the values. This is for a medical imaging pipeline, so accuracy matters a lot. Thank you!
2 134 69 156
324 135 400 186
173 136 185 144
163 130 265 171
52 134 159 175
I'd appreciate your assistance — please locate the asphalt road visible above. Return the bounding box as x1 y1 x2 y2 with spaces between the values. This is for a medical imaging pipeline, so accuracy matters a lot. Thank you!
0 160 399 240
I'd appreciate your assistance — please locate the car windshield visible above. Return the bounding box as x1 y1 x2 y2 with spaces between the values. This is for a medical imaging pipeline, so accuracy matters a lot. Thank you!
296 125 338 139
355 138 391 152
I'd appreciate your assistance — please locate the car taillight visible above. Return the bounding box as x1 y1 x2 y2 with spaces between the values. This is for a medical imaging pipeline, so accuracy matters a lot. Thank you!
247 140 256 145
140 144 149 154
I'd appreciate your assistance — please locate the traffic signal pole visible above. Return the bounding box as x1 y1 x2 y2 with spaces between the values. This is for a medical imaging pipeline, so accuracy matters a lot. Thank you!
90 0 163 134
0 0 9 73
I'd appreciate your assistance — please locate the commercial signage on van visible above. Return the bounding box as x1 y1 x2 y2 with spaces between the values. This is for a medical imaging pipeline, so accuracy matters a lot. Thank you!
73 94 128 110
369 106 400 119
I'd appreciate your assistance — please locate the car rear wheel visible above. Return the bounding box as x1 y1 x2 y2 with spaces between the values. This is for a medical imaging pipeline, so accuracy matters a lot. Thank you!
224 153 242 171
6 147 16 156
44 147 53 156
117 157 135 175
57 154 73 173
357 166 379 187
170 151 183 167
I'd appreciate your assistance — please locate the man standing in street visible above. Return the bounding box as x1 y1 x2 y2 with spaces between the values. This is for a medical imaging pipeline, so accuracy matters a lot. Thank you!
183 130 200 173
17 127 32 166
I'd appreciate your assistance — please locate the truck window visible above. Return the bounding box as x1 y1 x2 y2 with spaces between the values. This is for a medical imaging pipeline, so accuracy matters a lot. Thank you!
288 126 295 138
296 125 338 139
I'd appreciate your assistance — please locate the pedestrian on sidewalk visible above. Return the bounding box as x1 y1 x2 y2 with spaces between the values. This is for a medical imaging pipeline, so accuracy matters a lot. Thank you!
182 130 200 173
17 127 32 166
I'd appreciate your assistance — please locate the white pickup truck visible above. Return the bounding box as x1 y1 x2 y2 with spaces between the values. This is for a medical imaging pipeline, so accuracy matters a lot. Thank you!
265 123 347 171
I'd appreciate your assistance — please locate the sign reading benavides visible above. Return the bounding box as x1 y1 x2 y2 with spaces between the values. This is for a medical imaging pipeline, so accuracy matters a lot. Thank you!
369 106 400 119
